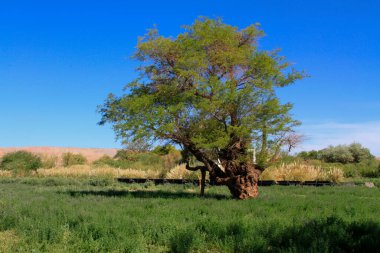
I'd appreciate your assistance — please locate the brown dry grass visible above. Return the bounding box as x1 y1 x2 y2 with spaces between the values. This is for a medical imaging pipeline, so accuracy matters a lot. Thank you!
165 164 200 180
260 161 344 183
36 165 160 178
0 170 12 177
0 230 20 252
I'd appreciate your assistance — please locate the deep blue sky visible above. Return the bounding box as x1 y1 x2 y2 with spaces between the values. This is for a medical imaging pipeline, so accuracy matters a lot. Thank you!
1 0 379 155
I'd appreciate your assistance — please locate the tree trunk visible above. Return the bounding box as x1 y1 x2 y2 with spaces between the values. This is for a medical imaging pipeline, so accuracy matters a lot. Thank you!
184 144 262 199
214 162 261 199
200 169 206 197
225 171 260 199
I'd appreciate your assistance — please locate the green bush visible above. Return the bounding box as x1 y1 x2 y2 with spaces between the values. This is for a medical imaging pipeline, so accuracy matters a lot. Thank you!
62 152 87 167
94 149 182 172
348 143 374 163
297 150 322 160
320 145 354 164
326 160 379 178
152 144 176 155
339 164 360 178
357 159 380 178
114 149 139 162
0 151 42 172
92 155 115 166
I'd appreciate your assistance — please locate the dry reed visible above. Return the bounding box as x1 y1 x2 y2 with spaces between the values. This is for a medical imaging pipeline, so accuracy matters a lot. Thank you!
37 165 160 178
0 170 12 177
165 164 199 179
260 161 344 182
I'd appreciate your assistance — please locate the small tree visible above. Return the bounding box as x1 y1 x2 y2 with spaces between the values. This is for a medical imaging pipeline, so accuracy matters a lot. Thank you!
99 18 304 199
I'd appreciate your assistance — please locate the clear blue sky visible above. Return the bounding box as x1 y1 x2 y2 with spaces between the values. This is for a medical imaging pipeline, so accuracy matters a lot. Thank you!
1 0 379 155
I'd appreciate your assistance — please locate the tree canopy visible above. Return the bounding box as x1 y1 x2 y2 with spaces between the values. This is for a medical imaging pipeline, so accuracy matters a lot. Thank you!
99 18 305 198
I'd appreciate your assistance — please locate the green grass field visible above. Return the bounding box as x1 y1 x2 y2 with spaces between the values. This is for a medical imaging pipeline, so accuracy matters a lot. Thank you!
0 178 379 252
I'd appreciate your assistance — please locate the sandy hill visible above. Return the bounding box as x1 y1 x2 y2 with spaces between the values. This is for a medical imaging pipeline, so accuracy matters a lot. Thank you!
0 146 119 162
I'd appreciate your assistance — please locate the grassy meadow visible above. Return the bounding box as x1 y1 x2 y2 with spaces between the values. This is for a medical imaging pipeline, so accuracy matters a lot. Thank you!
1 177 379 252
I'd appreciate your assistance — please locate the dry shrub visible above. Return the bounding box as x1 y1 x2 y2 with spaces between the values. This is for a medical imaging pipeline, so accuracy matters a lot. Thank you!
0 170 12 177
62 153 87 167
165 164 200 180
162 151 182 170
325 167 345 183
40 154 58 168
37 165 160 178
260 162 344 182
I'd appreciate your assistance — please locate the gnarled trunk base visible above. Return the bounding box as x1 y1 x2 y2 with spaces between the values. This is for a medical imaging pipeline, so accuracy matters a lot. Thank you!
226 172 259 199
215 164 261 199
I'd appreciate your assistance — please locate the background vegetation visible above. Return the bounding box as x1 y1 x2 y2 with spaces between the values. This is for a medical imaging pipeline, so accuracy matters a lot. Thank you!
0 151 42 174
296 143 380 178
0 142 379 182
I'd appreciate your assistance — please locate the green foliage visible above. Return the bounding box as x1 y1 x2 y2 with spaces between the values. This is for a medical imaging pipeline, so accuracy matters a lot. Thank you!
62 152 87 167
169 228 196 253
99 17 304 160
93 150 181 172
301 143 375 165
152 144 176 155
0 178 379 252
297 150 321 160
348 143 374 163
296 143 379 178
114 150 138 161
320 145 354 163
357 159 380 178
92 155 114 166
0 151 42 172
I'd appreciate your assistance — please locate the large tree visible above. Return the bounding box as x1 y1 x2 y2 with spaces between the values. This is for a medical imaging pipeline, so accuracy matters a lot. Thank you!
99 18 304 199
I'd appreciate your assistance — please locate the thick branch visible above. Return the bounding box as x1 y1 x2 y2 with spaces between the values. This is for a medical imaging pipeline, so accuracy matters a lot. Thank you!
185 163 206 172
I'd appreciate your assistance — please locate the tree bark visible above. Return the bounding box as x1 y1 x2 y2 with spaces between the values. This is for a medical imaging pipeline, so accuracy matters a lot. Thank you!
184 160 208 197
215 163 261 199
200 169 206 197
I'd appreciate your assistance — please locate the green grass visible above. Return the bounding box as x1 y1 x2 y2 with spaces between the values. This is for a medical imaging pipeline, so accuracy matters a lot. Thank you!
0 178 379 252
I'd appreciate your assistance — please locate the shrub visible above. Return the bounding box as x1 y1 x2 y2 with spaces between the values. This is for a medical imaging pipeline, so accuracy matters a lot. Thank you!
114 149 139 162
338 163 360 178
40 155 58 169
300 143 375 166
137 152 162 167
62 152 87 167
162 151 182 170
92 155 115 166
0 151 42 172
297 150 321 160
152 144 176 155
331 159 380 178
320 145 354 164
348 143 374 163
357 159 380 178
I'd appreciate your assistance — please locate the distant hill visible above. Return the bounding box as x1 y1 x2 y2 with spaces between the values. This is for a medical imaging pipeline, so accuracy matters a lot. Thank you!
0 147 119 162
